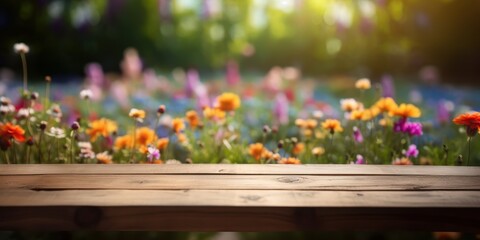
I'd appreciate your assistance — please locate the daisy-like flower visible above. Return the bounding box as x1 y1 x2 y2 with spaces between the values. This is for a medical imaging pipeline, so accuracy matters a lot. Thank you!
114 135 133 150
215 92 241 112
171 118 185 133
156 138 169 150
453 111 480 137
96 151 113 164
185 110 200 129
78 141 95 160
355 78 371 90
135 127 157 148
14 43 29 54
292 142 305 155
248 143 265 161
312 147 325 156
393 103 421 119
86 118 118 141
46 127 66 138
322 119 343 134
203 107 226 121
146 145 160 162
278 157 301 164
46 104 63 121
340 98 360 112
17 108 33 118
129 108 146 122
79 89 93 100
375 97 398 113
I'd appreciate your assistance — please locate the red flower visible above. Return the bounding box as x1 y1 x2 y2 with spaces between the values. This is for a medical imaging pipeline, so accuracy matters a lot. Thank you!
453 112 480 137
0 123 25 142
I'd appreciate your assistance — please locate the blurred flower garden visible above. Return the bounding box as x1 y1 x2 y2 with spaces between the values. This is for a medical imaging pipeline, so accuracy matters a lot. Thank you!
1 0 480 168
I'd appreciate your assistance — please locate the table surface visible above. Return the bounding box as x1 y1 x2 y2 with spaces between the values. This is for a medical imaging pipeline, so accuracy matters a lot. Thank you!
1 164 479 231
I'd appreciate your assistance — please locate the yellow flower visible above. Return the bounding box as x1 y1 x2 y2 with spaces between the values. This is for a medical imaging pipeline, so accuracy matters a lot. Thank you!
361 107 380 121
86 118 118 141
278 157 301 164
216 92 241 112
186 110 200 129
156 138 169 150
393 103 421 118
203 107 226 121
355 78 371 90
295 119 317 129
375 97 398 113
350 110 364 121
172 118 185 133
322 119 343 133
249 143 264 161
129 108 146 122
114 135 133 150
312 147 325 156
135 127 157 148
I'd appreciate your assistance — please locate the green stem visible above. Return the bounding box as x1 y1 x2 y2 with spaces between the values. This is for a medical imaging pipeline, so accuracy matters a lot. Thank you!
71 133 75 164
26 146 30 164
130 122 137 163
11 141 18 164
20 53 28 93
38 132 44 163
467 137 471 166
44 81 50 117
3 151 10 164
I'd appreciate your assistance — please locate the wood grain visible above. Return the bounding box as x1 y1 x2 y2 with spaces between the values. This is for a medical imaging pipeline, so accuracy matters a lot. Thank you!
0 164 479 231
2 164 479 176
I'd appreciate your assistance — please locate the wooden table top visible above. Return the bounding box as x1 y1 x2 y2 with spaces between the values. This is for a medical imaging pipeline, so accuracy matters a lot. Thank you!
1 164 479 231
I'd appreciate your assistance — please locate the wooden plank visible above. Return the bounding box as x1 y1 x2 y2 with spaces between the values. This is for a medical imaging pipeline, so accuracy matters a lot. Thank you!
2 164 480 176
0 189 479 208
1 206 479 231
1 174 479 191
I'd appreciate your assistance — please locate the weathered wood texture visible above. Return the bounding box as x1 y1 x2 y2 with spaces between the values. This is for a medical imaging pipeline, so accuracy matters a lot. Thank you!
0 164 479 231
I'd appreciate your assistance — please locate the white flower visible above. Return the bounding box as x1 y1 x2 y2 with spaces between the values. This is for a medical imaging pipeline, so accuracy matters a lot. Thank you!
0 105 15 114
14 43 29 54
78 141 92 150
46 127 66 138
340 98 361 112
46 104 63 120
147 146 160 162
79 89 93 100
17 108 32 118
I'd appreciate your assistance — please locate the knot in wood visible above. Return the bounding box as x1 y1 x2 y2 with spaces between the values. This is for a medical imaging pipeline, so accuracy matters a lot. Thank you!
277 176 306 184
74 206 103 228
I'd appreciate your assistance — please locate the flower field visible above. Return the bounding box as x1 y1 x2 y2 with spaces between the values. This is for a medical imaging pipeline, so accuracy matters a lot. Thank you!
1 43 479 166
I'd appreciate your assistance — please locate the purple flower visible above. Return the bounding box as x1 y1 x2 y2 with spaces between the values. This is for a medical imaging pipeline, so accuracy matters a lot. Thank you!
185 68 200 98
273 93 289 125
437 100 452 124
147 146 160 162
355 154 365 164
353 126 363 143
404 144 419 158
394 119 423 137
381 74 395 98
394 118 407 132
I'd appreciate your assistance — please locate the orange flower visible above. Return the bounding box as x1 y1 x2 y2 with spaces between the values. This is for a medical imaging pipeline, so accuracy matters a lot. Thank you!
135 127 156 147
278 157 301 164
453 112 480 137
114 135 133 150
322 119 343 133
0 123 25 142
177 133 188 143
172 118 185 133
375 97 398 113
156 138 169 150
96 151 113 164
186 110 200 129
203 107 226 121
355 78 371 90
292 143 305 155
216 92 241 112
393 103 421 118
249 143 264 161
86 118 118 141
295 119 317 129
361 107 380 121
392 157 413 165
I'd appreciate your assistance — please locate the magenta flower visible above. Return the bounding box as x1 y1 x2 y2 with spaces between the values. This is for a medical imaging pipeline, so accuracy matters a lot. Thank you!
353 126 363 143
147 146 160 162
185 68 200 98
273 93 289 125
355 154 365 164
404 144 419 158
394 119 423 137
226 60 240 86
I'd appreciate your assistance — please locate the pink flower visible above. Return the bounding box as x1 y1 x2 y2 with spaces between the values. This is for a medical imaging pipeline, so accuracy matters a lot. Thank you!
185 68 200 98
355 154 365 164
404 144 419 158
147 146 160 162
226 60 240 86
353 126 363 143
273 93 289 125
